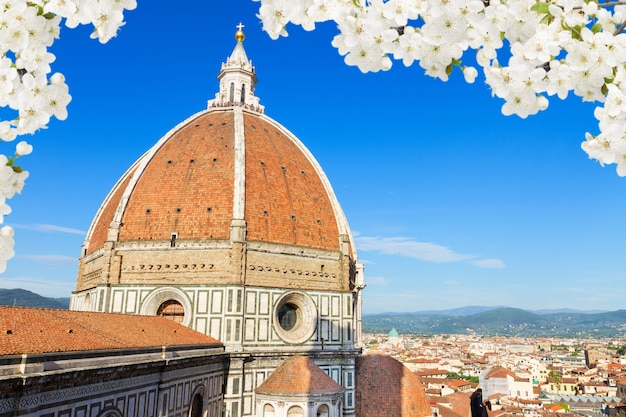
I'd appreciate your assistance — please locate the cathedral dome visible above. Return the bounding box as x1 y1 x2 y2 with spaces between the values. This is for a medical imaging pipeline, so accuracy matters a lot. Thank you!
75 29 361 297
84 108 349 254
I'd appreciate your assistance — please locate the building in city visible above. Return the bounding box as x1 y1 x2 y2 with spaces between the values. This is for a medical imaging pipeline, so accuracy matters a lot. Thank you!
0 306 227 417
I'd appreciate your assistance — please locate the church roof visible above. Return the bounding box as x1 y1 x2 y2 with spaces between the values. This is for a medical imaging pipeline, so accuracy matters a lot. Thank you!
255 355 345 396
0 306 221 355
83 30 355 259
355 353 432 417
86 110 346 253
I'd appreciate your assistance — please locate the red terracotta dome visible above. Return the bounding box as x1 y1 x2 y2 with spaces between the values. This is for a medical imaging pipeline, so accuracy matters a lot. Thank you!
355 354 432 417
84 108 350 255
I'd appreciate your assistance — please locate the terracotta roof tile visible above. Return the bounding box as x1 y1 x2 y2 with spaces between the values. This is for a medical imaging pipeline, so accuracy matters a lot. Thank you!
255 356 344 395
485 366 529 382
88 109 342 252
0 306 221 355
119 111 235 242
436 392 471 417
355 353 432 417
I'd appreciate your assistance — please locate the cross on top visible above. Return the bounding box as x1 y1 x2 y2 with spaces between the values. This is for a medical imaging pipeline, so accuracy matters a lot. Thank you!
236 22 245 31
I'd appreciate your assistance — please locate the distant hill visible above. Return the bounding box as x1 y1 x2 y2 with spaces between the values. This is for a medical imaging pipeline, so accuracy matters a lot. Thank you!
410 306 507 316
363 307 626 337
0 289 70 309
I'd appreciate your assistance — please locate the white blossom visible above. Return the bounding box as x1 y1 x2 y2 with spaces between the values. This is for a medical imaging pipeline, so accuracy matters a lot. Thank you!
257 0 626 176
0 0 136 272
15 140 32 156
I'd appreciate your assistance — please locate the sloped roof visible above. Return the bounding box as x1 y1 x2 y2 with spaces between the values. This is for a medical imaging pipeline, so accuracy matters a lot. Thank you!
0 306 221 355
355 353 431 417
435 392 471 417
255 356 345 396
485 366 529 382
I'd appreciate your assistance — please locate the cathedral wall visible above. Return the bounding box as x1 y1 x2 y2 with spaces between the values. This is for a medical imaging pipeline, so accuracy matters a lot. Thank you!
76 284 356 351
244 248 348 292
116 246 235 285
0 354 226 417
76 248 107 291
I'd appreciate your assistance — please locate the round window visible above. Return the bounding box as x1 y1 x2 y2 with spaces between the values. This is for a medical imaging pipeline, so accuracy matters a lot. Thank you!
273 292 317 344
278 302 300 331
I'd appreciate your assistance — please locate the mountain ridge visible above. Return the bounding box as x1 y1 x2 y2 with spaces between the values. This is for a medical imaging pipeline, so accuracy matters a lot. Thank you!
363 306 626 337
0 288 70 309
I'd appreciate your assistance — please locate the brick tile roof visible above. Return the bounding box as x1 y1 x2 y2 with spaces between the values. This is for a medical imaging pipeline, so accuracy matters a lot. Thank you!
0 306 221 355
355 353 432 417
485 366 529 382
436 392 472 417
255 356 345 395
87 109 342 253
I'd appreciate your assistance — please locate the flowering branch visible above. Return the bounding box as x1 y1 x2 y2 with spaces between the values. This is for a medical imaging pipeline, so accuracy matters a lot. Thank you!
0 0 137 272
256 0 626 177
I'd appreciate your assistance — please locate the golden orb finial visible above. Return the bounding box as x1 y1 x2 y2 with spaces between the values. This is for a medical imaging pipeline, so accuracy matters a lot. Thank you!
235 22 245 42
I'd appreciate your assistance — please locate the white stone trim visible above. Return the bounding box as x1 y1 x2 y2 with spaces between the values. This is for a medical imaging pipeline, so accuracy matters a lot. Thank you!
233 107 246 220
139 286 193 327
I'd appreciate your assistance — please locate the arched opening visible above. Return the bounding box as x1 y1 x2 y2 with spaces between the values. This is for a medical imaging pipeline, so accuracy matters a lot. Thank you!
96 407 123 417
157 299 185 323
241 84 246 103
287 406 304 417
83 293 91 311
190 393 204 417
229 82 234 103
263 404 275 417
316 404 329 417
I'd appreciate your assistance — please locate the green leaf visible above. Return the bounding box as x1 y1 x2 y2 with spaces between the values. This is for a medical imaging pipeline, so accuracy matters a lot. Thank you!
530 2 550 14
11 165 22 174
601 83 609 96
591 23 602 33
570 25 583 40
540 14 554 25
27 2 45 16
451 58 462 67
446 64 453 76
6 156 14 167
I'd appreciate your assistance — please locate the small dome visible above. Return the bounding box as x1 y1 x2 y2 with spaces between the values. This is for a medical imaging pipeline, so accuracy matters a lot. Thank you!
388 328 399 338
256 356 345 396
355 354 431 417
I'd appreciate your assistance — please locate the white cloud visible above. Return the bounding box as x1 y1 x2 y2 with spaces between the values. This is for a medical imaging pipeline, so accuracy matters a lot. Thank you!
12 223 85 235
17 254 77 265
470 258 506 269
366 276 388 286
355 236 505 269
356 236 473 263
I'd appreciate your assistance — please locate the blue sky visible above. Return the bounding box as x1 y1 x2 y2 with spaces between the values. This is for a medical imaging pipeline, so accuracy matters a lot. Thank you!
1 0 625 314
